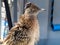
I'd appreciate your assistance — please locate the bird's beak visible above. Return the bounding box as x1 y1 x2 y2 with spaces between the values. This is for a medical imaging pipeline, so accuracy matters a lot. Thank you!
39 8 46 13
41 8 46 11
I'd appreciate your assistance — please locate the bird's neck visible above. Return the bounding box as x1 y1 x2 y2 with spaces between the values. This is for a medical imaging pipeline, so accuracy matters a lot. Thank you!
24 12 37 18
24 13 37 20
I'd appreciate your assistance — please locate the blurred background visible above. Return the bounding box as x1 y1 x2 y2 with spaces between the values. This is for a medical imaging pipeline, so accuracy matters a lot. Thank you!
0 0 60 45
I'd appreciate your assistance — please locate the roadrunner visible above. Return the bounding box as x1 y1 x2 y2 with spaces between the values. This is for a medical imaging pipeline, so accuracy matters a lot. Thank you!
3 2 45 45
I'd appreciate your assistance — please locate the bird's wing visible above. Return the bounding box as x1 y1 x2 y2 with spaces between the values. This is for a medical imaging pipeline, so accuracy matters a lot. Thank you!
3 23 20 43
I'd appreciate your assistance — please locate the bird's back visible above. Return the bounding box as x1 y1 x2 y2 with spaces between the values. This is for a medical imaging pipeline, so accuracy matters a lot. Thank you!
3 14 39 45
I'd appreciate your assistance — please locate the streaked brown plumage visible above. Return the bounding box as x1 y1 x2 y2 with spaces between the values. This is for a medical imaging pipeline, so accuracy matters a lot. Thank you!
3 2 45 45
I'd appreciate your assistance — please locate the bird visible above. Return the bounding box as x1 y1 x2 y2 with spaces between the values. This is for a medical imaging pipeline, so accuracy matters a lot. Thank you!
3 2 45 45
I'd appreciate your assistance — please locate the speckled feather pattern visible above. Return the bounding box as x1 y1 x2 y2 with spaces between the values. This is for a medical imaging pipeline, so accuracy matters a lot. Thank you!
3 2 40 45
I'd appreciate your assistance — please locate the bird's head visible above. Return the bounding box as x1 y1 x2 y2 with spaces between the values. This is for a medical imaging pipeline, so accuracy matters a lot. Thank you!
24 2 46 16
